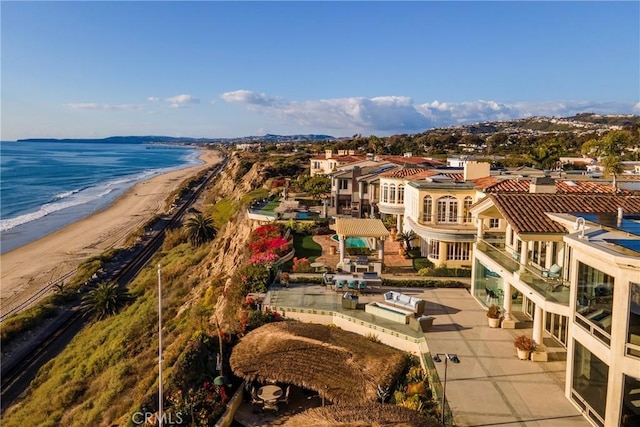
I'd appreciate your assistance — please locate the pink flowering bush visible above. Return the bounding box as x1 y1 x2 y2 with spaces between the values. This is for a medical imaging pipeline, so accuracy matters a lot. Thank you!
292 257 312 273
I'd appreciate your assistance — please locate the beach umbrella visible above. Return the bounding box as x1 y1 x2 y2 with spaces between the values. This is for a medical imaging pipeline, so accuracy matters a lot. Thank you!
229 321 405 405
213 375 228 386
282 403 442 427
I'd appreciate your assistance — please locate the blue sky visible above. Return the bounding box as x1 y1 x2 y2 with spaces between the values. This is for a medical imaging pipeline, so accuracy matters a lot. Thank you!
2 1 638 140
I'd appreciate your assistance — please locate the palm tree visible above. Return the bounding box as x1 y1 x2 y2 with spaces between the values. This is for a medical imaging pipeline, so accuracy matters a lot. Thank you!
185 213 217 246
396 230 416 250
81 281 132 320
582 130 632 191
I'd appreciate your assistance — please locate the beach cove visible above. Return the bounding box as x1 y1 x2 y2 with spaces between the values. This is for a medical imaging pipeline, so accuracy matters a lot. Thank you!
0 149 221 318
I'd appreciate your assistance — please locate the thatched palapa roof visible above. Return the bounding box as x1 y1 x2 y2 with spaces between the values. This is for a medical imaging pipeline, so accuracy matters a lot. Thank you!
229 322 406 405
282 403 441 427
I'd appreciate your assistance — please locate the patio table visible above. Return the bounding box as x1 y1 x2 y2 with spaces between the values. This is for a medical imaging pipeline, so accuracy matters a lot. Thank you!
310 262 325 272
257 385 283 402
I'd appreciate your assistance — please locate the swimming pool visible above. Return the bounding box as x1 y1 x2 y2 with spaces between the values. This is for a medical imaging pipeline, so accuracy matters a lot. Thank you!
331 235 369 248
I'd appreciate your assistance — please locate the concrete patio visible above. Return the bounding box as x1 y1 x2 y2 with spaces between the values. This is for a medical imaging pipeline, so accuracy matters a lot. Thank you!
235 283 591 427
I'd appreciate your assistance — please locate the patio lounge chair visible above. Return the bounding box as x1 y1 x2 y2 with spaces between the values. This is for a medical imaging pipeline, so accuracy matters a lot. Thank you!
542 264 561 279
336 281 345 290
358 281 367 292
348 280 357 290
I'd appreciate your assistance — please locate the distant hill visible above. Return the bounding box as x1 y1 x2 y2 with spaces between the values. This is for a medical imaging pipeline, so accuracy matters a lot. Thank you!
18 134 336 144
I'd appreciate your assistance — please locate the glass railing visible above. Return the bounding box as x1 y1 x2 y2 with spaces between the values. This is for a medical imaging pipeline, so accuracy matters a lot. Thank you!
476 239 520 273
476 239 570 306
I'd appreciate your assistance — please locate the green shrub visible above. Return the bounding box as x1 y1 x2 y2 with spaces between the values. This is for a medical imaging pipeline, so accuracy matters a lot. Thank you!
417 265 472 278
380 279 467 288
413 258 434 271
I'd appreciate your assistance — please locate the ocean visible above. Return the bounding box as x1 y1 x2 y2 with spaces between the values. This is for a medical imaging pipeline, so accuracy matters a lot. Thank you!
0 141 201 254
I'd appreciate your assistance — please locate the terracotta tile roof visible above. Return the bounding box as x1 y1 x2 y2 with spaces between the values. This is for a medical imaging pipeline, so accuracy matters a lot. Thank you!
444 173 464 181
483 179 629 194
379 167 428 178
490 194 640 234
380 156 443 167
472 176 503 190
405 170 440 181
309 155 367 162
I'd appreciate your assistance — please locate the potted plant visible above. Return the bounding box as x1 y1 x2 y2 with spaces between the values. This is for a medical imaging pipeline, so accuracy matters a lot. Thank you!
514 335 537 360
280 272 290 288
486 305 501 328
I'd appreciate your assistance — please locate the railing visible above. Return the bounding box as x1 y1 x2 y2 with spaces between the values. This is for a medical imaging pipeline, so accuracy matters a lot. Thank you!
476 239 570 306
418 215 475 227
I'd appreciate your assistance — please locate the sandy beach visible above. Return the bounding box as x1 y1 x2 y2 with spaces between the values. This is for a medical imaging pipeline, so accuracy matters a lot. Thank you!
0 149 221 317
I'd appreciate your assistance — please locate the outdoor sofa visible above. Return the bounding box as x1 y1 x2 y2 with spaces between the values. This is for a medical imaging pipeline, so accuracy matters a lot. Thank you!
381 291 425 314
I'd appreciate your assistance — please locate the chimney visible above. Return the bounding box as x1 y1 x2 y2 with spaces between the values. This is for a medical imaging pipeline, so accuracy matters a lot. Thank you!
530 176 557 193
617 207 624 226
325 149 333 159
463 161 491 181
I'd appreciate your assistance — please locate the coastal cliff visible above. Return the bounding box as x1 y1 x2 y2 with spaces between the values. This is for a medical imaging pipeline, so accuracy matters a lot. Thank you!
178 152 273 330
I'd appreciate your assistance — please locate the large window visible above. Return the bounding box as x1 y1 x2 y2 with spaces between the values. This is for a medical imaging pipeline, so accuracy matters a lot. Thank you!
398 185 404 204
621 375 640 426
572 340 608 425
545 312 568 347
437 196 458 223
463 196 473 223
422 196 432 222
389 184 396 203
447 242 470 261
575 262 614 341
338 179 349 190
628 282 640 358
428 239 440 259
382 184 389 203
531 241 547 267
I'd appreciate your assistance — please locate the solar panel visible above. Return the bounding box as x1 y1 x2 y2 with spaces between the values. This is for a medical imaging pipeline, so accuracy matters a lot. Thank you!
604 239 640 254
578 213 640 237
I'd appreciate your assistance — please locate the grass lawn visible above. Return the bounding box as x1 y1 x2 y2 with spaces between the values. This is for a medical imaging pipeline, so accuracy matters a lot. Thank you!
280 232 323 272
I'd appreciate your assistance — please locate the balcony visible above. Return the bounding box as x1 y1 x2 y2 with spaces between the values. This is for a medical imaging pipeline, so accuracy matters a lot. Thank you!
476 239 570 306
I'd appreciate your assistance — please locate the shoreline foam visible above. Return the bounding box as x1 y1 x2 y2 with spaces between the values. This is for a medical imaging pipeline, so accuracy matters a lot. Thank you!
0 149 221 317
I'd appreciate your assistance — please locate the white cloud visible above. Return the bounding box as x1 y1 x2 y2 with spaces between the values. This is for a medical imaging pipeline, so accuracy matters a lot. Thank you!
219 89 638 134
220 90 278 107
633 102 640 112
147 96 161 102
164 94 200 108
64 103 143 111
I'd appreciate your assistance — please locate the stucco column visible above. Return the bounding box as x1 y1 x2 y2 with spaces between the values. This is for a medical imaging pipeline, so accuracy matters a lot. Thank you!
378 238 385 263
520 241 528 268
476 217 484 239
339 235 346 263
532 304 544 345
545 242 554 269
358 181 364 200
396 214 402 231
438 242 447 265
502 284 516 329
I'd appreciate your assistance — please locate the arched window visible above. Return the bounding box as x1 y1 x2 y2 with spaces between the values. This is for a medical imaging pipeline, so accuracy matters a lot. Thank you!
422 196 432 222
437 196 458 223
389 184 396 204
463 196 473 223
398 185 405 204
382 184 389 203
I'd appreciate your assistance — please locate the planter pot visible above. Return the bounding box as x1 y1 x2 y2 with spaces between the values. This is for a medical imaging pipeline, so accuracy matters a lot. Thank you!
487 317 501 328
516 349 531 360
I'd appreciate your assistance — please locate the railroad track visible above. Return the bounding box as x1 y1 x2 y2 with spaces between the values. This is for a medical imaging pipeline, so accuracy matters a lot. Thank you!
0 153 228 413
